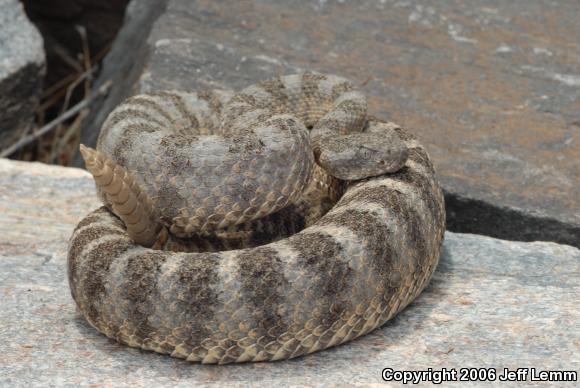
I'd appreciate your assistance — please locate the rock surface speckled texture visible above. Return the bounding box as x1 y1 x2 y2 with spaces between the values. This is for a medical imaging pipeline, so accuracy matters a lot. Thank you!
0 158 578 386
78 0 580 247
0 0 45 151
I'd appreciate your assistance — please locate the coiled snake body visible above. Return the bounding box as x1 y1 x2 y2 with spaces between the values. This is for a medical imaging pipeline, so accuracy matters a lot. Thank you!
68 72 445 364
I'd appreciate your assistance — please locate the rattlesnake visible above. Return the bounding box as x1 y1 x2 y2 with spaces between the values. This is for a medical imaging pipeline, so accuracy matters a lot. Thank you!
68 72 445 364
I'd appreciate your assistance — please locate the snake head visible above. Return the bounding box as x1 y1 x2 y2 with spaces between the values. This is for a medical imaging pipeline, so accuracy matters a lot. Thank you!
315 131 408 181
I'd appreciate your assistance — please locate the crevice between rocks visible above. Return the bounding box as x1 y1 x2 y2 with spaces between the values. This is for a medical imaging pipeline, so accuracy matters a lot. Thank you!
445 191 579 249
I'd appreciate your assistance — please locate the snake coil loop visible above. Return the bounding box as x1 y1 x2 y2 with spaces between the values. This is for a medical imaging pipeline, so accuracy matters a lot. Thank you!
69 72 445 364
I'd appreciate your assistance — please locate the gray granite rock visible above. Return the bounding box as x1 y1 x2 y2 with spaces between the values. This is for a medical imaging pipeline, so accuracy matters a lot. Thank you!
0 0 45 151
0 158 578 386
75 0 580 248
71 0 167 167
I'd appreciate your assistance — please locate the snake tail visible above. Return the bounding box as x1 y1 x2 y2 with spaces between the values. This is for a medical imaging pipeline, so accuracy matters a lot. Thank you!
79 144 163 247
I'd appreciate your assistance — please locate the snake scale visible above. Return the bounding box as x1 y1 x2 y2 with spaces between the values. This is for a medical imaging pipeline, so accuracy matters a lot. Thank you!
68 72 445 364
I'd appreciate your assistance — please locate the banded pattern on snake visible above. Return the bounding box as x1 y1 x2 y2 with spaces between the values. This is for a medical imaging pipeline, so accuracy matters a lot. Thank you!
68 72 445 364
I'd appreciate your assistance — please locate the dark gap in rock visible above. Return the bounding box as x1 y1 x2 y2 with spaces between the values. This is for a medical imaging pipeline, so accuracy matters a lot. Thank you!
17 0 131 165
445 191 579 249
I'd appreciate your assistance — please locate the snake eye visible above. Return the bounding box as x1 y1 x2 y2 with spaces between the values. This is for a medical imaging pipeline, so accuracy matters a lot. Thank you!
358 145 377 160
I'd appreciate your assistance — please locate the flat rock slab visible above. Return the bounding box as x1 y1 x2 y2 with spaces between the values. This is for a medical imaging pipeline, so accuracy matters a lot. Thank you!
0 158 578 386
80 0 579 247
0 0 45 151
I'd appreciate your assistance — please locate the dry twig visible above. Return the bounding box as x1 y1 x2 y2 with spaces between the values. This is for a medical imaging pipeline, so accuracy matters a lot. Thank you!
0 81 112 159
